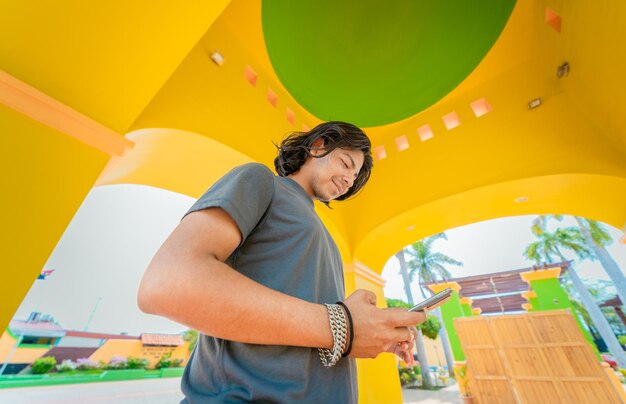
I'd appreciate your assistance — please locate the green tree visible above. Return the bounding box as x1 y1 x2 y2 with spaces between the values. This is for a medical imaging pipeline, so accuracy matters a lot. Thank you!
573 217 626 309
386 298 441 339
563 280 626 338
531 215 626 307
395 233 462 386
183 329 199 352
404 233 463 299
524 215 626 368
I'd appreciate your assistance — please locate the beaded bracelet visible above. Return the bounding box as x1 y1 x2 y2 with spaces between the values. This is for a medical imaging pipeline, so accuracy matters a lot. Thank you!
318 303 348 367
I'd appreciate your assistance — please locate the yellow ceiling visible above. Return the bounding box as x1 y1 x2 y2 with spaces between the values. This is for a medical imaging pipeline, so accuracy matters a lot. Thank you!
2 0 625 277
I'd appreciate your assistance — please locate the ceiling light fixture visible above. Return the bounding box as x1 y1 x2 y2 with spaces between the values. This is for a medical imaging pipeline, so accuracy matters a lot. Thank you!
209 51 225 66
528 98 542 109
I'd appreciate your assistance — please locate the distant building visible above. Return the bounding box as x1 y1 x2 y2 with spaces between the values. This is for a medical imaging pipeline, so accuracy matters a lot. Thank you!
0 312 65 374
0 312 189 375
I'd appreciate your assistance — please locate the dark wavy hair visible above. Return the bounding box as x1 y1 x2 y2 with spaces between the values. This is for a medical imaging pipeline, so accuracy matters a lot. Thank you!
274 121 374 201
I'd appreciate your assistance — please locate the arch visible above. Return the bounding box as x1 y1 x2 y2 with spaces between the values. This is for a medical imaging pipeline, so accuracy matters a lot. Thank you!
354 173 626 271
96 128 353 260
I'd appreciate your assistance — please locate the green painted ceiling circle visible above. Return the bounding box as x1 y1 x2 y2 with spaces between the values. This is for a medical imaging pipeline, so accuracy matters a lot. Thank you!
262 0 516 127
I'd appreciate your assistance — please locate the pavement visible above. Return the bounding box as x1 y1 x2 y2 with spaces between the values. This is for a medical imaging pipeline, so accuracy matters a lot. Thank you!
0 377 462 403
402 383 461 404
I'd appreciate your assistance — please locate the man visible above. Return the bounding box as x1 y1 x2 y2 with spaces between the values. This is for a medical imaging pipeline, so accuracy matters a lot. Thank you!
138 121 425 403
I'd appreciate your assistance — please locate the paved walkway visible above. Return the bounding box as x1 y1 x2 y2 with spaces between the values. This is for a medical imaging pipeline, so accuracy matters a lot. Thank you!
402 383 461 403
0 377 462 403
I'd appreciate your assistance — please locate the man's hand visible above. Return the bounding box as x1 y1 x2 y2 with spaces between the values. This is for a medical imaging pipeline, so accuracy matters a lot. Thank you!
343 289 425 361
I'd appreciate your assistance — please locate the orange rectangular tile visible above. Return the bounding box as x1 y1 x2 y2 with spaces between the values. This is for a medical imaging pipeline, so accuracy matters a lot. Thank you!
545 8 562 33
417 124 434 141
244 65 258 86
470 98 492 117
394 134 410 151
442 111 461 130
286 107 295 126
374 145 387 160
267 88 278 107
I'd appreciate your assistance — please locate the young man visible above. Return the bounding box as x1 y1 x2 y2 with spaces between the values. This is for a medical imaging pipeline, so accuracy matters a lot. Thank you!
138 121 425 403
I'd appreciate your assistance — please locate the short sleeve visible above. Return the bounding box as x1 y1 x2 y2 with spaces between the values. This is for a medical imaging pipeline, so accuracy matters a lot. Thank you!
183 163 275 242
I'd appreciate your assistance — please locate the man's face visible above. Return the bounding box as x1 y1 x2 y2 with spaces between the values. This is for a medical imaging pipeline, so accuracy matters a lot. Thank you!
309 146 365 202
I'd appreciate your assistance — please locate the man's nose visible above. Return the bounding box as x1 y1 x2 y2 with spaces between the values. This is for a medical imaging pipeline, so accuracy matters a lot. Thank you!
343 175 354 189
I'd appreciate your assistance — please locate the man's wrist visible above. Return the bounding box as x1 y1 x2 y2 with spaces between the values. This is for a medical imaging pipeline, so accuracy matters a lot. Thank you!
318 303 348 367
336 301 354 357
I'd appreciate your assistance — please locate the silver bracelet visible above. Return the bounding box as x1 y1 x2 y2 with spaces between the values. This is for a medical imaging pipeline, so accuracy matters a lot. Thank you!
318 303 348 368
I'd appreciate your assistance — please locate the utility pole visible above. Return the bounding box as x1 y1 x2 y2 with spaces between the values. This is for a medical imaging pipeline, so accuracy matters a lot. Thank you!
83 297 103 332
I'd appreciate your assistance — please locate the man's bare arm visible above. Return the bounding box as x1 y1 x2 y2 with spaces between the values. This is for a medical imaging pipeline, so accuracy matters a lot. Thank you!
137 207 425 355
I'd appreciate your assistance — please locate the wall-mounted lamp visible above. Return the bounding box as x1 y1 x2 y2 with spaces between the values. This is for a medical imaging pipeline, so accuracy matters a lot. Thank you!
557 62 570 78
210 51 225 66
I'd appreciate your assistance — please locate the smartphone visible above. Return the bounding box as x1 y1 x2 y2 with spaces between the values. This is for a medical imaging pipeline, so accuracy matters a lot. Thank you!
408 288 453 312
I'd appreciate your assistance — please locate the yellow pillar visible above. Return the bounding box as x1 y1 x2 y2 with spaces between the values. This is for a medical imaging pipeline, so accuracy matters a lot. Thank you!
521 290 537 311
0 70 120 331
459 297 474 317
344 261 404 404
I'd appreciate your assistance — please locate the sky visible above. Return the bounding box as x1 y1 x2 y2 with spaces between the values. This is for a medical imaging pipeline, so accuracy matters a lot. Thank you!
382 215 626 302
12 185 626 336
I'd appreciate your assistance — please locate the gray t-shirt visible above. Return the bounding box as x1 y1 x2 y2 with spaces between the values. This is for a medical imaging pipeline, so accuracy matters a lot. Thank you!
180 163 357 403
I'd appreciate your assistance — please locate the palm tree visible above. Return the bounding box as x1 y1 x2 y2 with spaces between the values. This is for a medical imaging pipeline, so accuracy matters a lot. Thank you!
524 217 626 368
532 215 626 307
395 251 432 387
404 233 463 299
574 216 626 309
396 233 463 384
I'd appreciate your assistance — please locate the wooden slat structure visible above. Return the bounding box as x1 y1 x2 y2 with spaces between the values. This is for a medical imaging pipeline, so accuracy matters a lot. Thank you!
425 262 570 314
455 310 625 403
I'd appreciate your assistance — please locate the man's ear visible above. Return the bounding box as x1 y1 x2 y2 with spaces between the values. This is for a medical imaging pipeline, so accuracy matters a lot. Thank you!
310 138 325 156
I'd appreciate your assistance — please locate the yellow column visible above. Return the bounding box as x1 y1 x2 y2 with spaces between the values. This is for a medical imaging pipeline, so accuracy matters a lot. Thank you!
344 261 403 404
0 70 118 332
521 290 537 311
459 297 474 317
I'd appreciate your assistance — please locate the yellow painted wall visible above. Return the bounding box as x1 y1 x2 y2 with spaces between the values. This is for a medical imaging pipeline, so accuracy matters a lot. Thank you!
97 128 253 197
0 0 232 133
0 105 110 334
89 339 190 369
0 330 50 364
0 331 17 362
344 262 404 404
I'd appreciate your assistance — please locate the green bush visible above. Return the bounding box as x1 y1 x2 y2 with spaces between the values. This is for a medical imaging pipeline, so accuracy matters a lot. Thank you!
399 367 416 385
618 335 626 346
183 329 199 352
156 352 173 369
56 359 76 373
155 352 184 369
127 357 150 369
32 356 57 374
398 366 421 386
419 315 441 340
106 356 128 370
